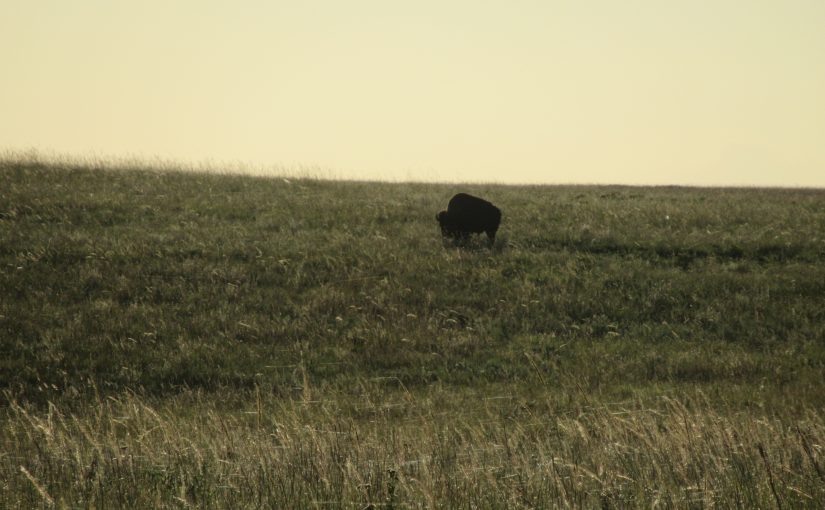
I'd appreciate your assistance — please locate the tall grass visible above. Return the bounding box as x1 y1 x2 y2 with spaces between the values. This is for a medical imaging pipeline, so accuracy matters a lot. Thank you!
4 388 824 508
2 157 825 507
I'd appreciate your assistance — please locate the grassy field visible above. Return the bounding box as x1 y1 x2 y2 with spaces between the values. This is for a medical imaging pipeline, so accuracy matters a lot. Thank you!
2 157 825 508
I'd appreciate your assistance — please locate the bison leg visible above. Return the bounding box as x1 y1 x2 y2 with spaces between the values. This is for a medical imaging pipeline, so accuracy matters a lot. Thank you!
485 230 496 246
446 230 470 247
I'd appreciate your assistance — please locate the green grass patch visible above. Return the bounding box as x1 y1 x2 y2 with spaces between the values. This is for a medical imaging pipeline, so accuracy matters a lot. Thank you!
2 158 825 507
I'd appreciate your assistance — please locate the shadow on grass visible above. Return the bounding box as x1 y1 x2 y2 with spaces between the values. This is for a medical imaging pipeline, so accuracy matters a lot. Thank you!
440 235 501 253
519 236 819 267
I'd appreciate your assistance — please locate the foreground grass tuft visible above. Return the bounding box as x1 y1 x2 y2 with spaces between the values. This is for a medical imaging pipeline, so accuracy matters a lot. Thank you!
4 389 825 508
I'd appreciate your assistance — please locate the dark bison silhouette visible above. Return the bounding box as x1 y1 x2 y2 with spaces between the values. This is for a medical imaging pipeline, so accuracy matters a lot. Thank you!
436 193 501 245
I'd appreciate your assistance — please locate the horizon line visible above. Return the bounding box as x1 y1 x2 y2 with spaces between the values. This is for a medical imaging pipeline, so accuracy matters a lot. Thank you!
2 147 822 191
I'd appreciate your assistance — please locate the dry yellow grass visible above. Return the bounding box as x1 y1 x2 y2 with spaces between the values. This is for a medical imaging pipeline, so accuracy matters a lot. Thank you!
3 386 824 508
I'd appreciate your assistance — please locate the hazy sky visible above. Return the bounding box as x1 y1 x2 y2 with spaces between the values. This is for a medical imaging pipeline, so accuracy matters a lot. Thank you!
2 1 824 186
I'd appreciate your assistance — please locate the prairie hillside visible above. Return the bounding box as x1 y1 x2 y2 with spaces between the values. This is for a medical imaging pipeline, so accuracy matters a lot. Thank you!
2 160 825 508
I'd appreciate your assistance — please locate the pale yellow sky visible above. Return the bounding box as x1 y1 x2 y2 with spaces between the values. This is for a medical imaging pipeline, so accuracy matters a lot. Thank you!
2 1 824 186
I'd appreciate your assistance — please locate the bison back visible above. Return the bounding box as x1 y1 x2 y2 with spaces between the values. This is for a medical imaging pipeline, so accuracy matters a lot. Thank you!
446 193 501 233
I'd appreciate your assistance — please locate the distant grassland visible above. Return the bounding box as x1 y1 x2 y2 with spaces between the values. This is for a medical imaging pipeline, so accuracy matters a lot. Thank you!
2 159 825 508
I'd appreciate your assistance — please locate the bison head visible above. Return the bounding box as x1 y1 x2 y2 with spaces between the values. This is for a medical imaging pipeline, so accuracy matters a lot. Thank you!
436 210 456 238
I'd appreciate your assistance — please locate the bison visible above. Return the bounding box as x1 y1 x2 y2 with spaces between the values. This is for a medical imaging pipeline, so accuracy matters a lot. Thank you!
436 193 501 246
